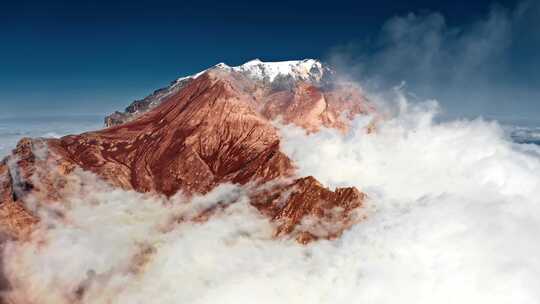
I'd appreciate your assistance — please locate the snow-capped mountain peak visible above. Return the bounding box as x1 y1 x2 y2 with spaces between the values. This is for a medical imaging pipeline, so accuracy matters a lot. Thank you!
105 59 333 127
181 59 329 83
227 58 327 82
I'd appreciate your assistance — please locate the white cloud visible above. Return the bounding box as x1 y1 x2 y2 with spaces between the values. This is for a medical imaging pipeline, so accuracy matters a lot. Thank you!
3 88 540 303
327 0 540 120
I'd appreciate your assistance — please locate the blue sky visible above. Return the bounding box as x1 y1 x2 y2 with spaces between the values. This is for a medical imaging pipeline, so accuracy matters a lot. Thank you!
1 0 538 122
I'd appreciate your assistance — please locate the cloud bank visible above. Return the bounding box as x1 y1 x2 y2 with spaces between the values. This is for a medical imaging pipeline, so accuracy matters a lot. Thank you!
3 88 540 303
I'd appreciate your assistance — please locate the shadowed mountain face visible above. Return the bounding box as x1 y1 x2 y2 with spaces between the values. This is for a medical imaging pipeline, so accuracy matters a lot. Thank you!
0 60 374 243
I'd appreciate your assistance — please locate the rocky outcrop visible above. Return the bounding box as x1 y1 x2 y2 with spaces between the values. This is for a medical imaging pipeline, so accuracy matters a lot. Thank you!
251 176 365 244
261 81 373 132
0 60 374 242
0 162 36 240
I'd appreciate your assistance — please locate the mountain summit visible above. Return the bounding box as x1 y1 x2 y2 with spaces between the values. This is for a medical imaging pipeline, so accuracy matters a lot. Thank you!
105 59 345 127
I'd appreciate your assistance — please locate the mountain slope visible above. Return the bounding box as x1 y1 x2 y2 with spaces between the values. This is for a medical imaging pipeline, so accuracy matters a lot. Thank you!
0 60 373 242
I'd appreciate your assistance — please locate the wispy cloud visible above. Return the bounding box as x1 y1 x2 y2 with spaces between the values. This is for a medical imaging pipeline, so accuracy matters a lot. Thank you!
327 0 540 121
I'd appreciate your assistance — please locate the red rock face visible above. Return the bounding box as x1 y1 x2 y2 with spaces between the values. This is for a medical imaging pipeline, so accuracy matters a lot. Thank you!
261 82 374 132
0 162 36 240
54 72 295 196
0 67 373 242
251 176 365 244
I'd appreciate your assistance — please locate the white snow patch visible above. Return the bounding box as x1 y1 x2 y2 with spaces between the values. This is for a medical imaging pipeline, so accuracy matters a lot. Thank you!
173 58 327 85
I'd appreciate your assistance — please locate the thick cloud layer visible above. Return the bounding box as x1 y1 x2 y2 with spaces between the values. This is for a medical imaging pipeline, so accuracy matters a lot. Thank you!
3 88 540 303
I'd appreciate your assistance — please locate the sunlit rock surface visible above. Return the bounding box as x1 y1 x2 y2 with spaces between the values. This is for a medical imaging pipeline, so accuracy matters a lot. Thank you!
0 60 374 242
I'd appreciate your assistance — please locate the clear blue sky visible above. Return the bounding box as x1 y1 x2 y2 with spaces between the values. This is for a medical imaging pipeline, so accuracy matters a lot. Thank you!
1 0 538 122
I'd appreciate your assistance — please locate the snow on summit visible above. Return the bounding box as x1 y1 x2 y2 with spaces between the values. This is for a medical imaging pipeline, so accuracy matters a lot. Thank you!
181 58 329 83
167 59 328 97
229 58 326 82
104 59 334 127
